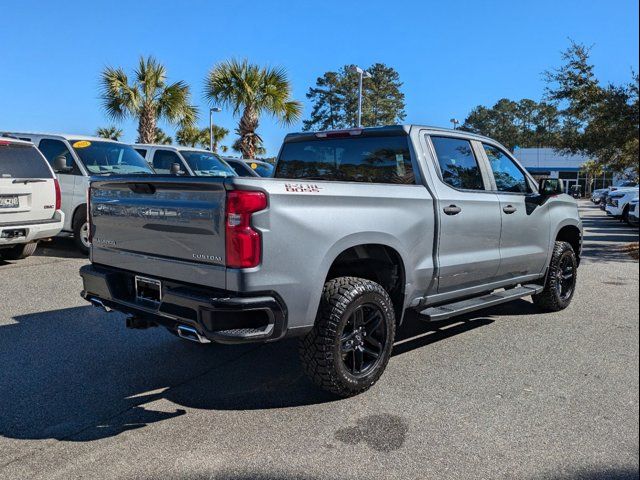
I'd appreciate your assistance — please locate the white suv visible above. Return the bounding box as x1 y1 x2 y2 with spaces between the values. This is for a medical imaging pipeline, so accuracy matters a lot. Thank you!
132 144 236 177
5 133 154 253
605 187 640 224
0 137 64 259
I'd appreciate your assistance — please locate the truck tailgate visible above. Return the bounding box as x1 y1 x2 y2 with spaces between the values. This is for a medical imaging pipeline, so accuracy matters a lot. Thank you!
89 177 227 288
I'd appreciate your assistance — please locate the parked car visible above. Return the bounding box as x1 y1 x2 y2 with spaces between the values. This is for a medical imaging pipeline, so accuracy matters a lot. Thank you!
246 159 274 177
133 144 236 177
223 158 260 177
610 180 638 192
0 137 64 259
628 197 639 226
5 132 155 253
605 187 640 224
591 188 608 204
80 125 582 397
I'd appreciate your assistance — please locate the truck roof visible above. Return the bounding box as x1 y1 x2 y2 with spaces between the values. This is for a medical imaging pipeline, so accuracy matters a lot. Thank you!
133 143 213 153
283 125 496 144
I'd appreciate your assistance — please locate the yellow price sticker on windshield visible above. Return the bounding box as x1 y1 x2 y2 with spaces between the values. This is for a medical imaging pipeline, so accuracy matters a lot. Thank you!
250 162 258 169
72 140 91 149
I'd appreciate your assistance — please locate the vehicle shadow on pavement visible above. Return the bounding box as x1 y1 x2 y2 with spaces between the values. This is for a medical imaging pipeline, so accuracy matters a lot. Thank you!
0 300 522 443
34 236 87 259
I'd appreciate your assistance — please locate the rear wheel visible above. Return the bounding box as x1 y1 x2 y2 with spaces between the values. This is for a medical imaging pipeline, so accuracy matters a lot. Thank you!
1 242 38 260
299 277 396 397
532 241 577 312
73 206 89 255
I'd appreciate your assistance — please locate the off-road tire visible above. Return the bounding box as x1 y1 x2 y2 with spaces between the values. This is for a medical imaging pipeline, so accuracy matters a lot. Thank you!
1 242 38 260
73 206 89 255
299 276 396 397
532 241 577 312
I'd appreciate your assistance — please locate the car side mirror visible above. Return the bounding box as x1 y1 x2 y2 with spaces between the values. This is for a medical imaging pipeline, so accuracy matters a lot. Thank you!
53 155 73 173
538 178 564 196
169 162 183 175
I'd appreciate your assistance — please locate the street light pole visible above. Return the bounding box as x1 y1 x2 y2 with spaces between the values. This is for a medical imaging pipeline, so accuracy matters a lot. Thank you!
209 107 221 152
450 118 460 130
350 65 372 127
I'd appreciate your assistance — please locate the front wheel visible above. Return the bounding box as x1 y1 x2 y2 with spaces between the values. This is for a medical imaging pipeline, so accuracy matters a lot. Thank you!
299 277 396 397
532 241 578 312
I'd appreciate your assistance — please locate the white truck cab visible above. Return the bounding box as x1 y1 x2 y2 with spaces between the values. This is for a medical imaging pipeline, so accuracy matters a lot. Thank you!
132 144 236 177
0 137 64 259
5 133 154 253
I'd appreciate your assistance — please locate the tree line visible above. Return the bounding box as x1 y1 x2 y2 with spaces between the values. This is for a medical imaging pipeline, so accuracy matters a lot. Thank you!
94 42 637 177
461 42 639 177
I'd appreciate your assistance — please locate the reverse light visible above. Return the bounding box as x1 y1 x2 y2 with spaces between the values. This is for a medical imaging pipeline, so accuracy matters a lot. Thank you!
225 190 267 268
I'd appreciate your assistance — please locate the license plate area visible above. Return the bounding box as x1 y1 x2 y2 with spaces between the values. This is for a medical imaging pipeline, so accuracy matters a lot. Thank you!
0 196 19 209
135 276 162 304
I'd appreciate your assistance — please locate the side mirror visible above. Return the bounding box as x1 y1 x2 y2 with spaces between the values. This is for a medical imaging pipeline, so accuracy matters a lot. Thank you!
538 178 564 196
53 155 73 173
169 162 183 175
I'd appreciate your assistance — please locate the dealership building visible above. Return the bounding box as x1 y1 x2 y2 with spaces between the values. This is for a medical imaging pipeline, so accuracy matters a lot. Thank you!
513 147 615 193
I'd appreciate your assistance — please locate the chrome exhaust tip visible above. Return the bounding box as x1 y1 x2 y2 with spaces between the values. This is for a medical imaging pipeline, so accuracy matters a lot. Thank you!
177 325 211 344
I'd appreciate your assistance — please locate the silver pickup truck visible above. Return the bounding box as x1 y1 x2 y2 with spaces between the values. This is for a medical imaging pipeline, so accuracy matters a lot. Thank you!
80 125 582 397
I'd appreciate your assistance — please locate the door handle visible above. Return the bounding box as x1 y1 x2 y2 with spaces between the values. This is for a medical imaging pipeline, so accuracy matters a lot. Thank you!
443 205 462 215
503 205 517 214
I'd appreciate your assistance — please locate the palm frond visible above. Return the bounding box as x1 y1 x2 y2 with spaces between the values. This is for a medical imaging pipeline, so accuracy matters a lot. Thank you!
99 66 140 120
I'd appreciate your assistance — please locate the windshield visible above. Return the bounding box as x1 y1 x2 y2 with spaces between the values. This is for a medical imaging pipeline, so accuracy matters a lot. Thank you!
250 161 274 177
70 140 154 175
179 150 236 177
275 135 415 184
0 143 53 179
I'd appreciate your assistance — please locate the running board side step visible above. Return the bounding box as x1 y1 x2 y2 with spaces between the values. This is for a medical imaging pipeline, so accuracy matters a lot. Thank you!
419 284 544 321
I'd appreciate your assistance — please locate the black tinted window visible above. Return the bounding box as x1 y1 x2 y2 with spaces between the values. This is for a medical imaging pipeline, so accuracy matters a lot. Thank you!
483 144 528 193
0 143 53 178
275 135 414 184
431 137 484 190
134 148 148 158
226 159 257 177
38 139 76 172
152 150 182 174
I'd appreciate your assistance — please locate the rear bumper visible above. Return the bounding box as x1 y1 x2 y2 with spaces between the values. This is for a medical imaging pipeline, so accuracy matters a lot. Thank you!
79 264 288 344
0 214 64 246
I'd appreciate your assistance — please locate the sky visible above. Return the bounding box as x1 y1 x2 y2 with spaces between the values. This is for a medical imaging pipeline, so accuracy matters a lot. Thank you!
1 0 638 157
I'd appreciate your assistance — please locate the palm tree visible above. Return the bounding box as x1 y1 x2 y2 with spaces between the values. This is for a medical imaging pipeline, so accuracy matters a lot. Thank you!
176 125 229 151
95 126 123 141
204 59 301 158
100 56 197 144
154 127 173 145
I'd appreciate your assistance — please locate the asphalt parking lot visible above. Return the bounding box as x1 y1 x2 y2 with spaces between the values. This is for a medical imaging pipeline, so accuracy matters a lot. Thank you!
1 200 638 480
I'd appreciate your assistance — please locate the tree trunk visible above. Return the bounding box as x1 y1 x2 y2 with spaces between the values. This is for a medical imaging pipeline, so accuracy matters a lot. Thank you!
238 106 259 159
137 105 157 144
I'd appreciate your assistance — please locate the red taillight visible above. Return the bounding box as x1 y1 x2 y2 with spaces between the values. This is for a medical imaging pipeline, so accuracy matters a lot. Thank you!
54 179 61 210
225 190 267 268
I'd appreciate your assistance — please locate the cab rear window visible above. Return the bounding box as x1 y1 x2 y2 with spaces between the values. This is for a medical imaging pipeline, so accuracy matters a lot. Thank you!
0 143 53 179
275 135 415 184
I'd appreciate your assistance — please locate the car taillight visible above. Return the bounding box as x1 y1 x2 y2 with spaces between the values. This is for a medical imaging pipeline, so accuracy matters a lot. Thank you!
225 190 267 268
54 179 61 210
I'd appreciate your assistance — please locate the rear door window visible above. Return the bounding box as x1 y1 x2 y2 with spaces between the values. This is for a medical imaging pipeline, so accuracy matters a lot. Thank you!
134 148 148 159
152 150 182 174
0 143 53 178
430 136 485 190
275 135 415 184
